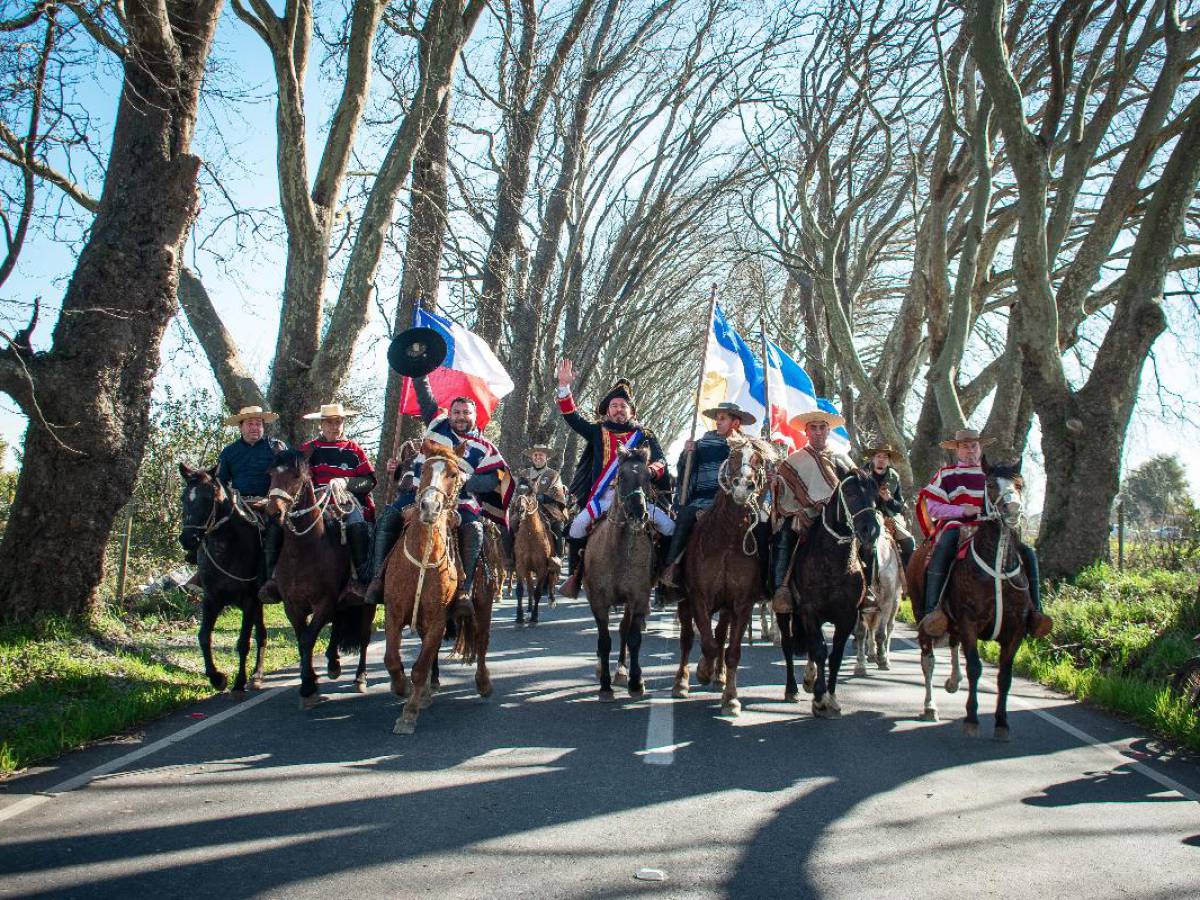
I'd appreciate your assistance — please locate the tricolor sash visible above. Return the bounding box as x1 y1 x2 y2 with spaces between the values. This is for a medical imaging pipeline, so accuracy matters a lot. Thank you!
584 429 643 521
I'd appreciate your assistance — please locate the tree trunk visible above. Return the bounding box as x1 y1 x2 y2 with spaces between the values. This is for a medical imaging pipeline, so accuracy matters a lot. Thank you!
0 0 224 623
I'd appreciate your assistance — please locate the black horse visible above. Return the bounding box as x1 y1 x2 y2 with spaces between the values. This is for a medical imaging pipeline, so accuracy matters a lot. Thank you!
777 470 880 717
179 463 267 696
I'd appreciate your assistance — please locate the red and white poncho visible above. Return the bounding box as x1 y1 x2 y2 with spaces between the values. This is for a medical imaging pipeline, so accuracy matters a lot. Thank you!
915 463 986 539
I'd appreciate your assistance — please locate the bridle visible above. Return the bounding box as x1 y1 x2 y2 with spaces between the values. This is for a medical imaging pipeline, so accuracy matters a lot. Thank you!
268 466 356 537
717 443 771 555
821 474 879 547
402 455 465 627
971 471 1028 640
181 477 259 583
611 457 651 532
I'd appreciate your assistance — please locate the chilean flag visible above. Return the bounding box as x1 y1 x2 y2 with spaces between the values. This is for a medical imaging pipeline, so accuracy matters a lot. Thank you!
763 339 851 453
696 303 767 433
399 309 514 427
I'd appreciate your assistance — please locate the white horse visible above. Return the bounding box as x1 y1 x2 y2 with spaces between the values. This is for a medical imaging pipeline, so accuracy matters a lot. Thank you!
854 518 904 675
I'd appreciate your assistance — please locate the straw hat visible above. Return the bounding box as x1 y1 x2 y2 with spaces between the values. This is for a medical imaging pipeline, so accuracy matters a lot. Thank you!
302 402 360 421
524 444 553 458
938 428 992 450
702 401 757 426
223 406 279 426
863 442 903 463
790 409 846 429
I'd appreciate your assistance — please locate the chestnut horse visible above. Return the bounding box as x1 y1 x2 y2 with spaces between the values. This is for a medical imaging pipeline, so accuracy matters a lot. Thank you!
776 470 880 717
178 464 266 697
264 450 375 709
672 438 775 715
382 440 495 735
908 462 1042 740
585 445 658 701
512 488 557 625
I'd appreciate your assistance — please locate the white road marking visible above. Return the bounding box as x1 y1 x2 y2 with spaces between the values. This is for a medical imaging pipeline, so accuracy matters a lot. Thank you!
642 697 676 765
895 636 1199 803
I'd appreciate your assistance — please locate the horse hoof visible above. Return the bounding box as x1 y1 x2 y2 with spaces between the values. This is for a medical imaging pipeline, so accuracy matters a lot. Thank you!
784 688 799 703
300 692 323 710
944 679 960 694
614 670 629 687
250 677 264 691
598 689 616 703
326 662 341 680
854 664 868 677
721 698 741 717
231 689 247 702
993 725 1010 743
477 683 493 700
876 659 890 671
812 700 840 719
672 685 689 699
628 682 645 699
963 721 980 738
355 679 367 694
393 718 416 735
920 708 939 722
419 691 434 710
210 672 228 692
515 615 524 625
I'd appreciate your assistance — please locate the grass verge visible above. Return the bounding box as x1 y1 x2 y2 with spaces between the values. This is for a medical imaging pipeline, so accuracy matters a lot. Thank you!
0 591 300 777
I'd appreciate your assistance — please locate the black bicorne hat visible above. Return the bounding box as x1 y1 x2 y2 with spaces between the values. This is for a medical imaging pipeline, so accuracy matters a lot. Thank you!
596 378 636 416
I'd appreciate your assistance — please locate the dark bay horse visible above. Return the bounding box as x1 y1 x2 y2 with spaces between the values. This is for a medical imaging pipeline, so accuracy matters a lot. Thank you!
672 438 775 715
908 462 1044 740
264 450 375 709
178 464 266 697
585 445 658 701
383 440 495 735
512 487 557 625
777 470 880 717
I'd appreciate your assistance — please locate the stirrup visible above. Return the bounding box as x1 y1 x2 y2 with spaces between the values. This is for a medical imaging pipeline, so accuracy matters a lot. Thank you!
451 592 474 620
920 606 949 638
1028 610 1053 639
560 572 582 598
770 587 793 615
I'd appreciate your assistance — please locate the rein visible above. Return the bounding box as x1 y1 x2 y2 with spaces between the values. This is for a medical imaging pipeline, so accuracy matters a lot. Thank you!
269 480 356 537
972 479 1027 641
182 480 259 583
820 476 873 546
716 449 769 555
403 457 464 628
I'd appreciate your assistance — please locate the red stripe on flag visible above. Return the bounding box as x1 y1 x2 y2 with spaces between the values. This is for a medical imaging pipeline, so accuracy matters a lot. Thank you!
398 367 501 427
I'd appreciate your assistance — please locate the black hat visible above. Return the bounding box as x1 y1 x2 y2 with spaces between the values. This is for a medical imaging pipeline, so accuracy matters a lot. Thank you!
597 378 636 416
387 326 448 377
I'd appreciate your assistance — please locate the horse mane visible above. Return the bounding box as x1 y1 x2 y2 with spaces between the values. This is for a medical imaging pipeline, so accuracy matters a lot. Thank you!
272 448 309 471
984 458 1023 481
728 435 781 463
421 440 461 464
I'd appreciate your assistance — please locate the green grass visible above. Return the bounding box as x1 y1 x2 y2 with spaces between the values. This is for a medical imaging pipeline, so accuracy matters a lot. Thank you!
0 592 300 777
973 563 1200 751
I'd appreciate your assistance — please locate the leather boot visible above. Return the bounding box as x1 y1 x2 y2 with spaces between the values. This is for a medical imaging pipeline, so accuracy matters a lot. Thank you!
770 528 797 614
453 521 483 619
919 531 957 637
365 505 404 606
257 519 284 602
560 537 586 598
861 546 878 609
342 521 373 601
1020 543 1053 639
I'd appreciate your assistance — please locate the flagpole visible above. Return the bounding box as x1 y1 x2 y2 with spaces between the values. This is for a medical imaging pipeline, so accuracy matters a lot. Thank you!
679 284 719 507
760 320 771 442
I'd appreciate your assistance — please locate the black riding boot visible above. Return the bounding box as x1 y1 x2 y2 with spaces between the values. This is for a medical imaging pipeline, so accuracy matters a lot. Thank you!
920 529 958 636
561 537 586 598
898 534 916 573
548 521 565 568
453 520 484 619
342 521 373 601
365 505 404 605
256 519 285 601
770 528 797 613
1018 542 1052 637
660 506 698 588
755 521 772 598
861 547 878 608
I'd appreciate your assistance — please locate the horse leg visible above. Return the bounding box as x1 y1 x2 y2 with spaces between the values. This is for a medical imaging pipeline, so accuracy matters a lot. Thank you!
325 614 342 680
250 602 267 690
354 606 372 693
383 600 408 699
615 617 629 687
945 640 962 693
626 606 646 698
474 585 494 699
720 606 750 716
713 610 730 689
198 600 227 692
430 628 440 692
854 611 870 677
821 623 849 717
961 631 983 737
876 609 893 670
694 605 720 690
673 599 694 698
804 612 833 717
230 604 254 697
993 637 1018 742
594 607 615 702
530 571 541 625
299 608 333 709
919 635 938 721
515 576 525 624
778 613 799 702
395 626 443 735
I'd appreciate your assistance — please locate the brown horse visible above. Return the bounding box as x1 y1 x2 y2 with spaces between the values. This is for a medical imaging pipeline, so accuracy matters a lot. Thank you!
585 445 658 701
672 438 774 715
382 440 495 734
512 488 557 625
908 462 1043 740
263 450 375 709
776 470 880 717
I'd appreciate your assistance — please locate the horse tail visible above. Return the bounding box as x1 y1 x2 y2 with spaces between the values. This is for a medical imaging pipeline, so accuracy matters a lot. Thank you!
333 605 369 654
452 609 477 663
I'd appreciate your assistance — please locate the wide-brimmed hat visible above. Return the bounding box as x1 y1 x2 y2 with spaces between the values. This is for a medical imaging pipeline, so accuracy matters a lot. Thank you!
223 405 278 426
524 444 553 458
597 378 636 416
702 401 757 427
302 402 360 421
790 409 846 429
863 442 903 463
939 428 992 450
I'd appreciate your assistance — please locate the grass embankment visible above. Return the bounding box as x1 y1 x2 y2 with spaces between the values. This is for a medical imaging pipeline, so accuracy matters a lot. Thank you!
0 591 300 777
971 565 1200 751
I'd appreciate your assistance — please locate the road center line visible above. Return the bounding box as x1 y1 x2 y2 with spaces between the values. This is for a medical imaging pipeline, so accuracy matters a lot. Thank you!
642 697 676 765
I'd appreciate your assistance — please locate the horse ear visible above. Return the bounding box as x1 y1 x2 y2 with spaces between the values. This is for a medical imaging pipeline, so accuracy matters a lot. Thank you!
178 462 194 479
455 442 469 458
617 444 629 459
206 465 218 479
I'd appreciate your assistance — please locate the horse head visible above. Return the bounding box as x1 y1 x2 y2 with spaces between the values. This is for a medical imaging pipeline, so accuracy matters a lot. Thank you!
984 457 1025 528
614 444 652 523
840 468 882 547
178 462 226 551
265 449 311 523
416 439 465 525
722 438 774 506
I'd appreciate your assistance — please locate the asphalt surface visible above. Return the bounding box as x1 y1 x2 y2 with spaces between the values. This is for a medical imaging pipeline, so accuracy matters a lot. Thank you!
2 593 1199 899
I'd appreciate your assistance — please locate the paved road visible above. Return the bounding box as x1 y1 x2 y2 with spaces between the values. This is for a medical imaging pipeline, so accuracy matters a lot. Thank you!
2 594 1198 899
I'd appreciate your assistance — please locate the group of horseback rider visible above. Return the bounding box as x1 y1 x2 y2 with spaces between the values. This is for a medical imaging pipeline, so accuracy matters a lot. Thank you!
191 362 1050 639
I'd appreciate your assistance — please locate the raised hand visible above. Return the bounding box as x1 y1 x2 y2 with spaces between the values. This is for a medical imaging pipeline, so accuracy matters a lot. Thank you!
556 357 576 388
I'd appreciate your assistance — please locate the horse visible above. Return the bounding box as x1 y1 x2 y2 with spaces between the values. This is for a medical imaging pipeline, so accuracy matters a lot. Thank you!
511 485 558 625
908 461 1040 740
672 438 774 715
776 469 881 717
382 440 495 735
178 464 267 697
484 521 514 602
263 450 375 709
585 445 659 701
853 520 904 675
